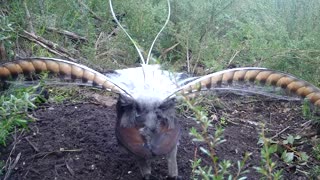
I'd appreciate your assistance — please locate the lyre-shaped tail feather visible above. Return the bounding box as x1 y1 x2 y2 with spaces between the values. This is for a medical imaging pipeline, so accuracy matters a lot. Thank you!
174 67 320 107
0 57 130 96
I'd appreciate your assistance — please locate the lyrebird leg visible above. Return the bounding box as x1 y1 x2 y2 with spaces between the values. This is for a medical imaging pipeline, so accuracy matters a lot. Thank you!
137 159 151 180
167 145 181 179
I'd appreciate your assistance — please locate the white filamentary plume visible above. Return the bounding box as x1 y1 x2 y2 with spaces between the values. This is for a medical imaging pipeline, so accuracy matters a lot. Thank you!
109 0 171 85
146 0 171 65
109 0 146 65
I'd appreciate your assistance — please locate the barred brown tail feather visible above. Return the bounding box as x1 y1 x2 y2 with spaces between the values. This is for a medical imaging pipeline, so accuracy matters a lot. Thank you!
0 57 129 95
177 67 320 107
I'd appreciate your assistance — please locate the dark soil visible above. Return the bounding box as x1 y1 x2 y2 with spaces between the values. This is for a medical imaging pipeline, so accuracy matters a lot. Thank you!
0 93 319 180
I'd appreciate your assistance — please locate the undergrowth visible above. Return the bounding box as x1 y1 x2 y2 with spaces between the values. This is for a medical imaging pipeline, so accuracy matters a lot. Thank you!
184 97 250 179
182 94 319 179
0 83 46 146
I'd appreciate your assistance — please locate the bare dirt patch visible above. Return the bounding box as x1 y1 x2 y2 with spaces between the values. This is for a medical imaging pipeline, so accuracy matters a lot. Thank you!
0 93 318 179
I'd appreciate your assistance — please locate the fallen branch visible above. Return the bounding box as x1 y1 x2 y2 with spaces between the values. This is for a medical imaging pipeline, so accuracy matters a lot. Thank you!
21 30 78 62
45 27 88 42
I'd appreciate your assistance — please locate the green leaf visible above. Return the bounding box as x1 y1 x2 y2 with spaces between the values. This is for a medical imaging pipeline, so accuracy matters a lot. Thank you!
294 135 301 140
199 147 211 157
286 135 295 145
282 151 294 163
269 144 278 154
299 152 309 162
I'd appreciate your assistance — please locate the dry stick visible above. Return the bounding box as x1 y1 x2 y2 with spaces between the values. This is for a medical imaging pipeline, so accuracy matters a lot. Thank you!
25 137 40 152
4 153 21 180
94 27 120 51
77 0 103 21
20 34 71 60
65 161 75 176
159 42 180 60
22 30 103 71
95 32 105 51
271 126 290 140
21 30 78 62
3 129 25 180
23 0 34 34
45 27 88 42
106 27 120 39
191 49 203 75
228 50 240 66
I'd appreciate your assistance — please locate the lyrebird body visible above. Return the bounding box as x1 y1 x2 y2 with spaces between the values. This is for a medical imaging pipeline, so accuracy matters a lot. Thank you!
1 0 320 179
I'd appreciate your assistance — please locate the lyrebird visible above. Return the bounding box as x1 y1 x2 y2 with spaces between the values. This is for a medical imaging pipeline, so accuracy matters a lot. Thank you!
1 0 320 179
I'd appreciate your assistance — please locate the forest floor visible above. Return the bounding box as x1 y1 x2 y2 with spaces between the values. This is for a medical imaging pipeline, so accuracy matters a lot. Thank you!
0 92 319 180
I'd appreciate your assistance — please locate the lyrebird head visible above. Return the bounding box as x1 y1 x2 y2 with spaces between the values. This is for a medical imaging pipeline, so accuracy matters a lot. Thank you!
116 93 177 129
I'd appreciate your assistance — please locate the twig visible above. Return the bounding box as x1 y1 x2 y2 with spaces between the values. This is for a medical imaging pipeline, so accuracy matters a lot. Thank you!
32 148 83 159
159 42 180 60
271 126 290 140
107 27 120 39
45 27 88 42
59 148 83 152
95 32 105 50
21 30 78 62
3 129 25 180
25 136 39 152
228 50 240 65
77 0 103 21
296 120 312 135
65 161 75 176
94 27 120 53
301 120 312 127
4 153 21 180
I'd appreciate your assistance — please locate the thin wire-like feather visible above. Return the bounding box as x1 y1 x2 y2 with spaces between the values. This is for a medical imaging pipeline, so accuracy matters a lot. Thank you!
146 0 171 65
109 0 146 65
